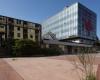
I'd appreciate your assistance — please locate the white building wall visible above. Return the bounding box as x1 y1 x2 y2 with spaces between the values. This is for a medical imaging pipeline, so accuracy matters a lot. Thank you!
42 3 78 40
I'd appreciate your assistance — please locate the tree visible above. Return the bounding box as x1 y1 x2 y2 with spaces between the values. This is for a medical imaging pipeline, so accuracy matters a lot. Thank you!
12 39 62 57
12 39 40 57
73 48 96 80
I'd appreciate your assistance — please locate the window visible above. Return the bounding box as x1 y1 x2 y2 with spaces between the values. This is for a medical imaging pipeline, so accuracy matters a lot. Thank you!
0 25 4 28
23 28 28 39
17 27 20 31
16 19 21 24
23 21 28 25
8 18 14 23
17 33 20 37
0 16 3 20
30 35 33 38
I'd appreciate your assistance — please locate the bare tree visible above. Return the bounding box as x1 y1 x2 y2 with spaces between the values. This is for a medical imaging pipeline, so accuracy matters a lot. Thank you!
72 47 96 80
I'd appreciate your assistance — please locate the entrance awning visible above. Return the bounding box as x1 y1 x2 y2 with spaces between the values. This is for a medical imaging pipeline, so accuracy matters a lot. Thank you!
43 40 92 47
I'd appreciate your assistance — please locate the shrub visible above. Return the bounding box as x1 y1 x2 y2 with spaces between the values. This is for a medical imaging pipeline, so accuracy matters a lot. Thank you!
12 39 61 57
12 39 40 57
84 73 96 80
73 48 96 80
41 48 61 56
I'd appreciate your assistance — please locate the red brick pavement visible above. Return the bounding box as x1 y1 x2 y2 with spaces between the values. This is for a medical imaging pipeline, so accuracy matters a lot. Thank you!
97 64 100 80
49 55 100 80
0 56 99 80
0 59 23 80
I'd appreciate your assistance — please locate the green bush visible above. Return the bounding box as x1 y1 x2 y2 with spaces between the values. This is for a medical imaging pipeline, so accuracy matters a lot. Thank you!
12 39 61 57
12 39 40 57
76 48 96 80
84 73 96 80
41 48 61 56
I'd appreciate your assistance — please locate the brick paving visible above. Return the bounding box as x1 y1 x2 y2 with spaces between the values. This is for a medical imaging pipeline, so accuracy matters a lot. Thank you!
49 55 100 65
49 55 100 80
5 58 87 80
0 55 99 80
97 64 100 80
0 59 23 80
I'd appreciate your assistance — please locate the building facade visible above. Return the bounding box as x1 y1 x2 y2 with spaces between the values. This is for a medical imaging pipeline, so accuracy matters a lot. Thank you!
42 40 95 54
0 15 41 46
42 2 97 44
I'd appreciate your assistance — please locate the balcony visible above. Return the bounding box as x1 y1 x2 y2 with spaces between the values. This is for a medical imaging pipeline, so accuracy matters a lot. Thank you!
14 23 23 27
0 20 6 24
7 18 14 25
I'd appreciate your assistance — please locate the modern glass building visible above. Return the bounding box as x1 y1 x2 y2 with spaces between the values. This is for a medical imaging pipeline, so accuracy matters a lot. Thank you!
42 2 97 44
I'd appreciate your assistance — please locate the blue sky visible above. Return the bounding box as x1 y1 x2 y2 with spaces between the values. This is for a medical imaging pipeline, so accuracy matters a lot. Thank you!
0 0 99 38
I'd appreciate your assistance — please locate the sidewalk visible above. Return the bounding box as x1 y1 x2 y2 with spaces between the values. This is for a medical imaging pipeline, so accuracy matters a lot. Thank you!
97 64 100 80
0 59 23 80
0 56 99 80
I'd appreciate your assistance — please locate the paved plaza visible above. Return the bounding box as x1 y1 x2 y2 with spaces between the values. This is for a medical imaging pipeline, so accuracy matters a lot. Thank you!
0 54 100 80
